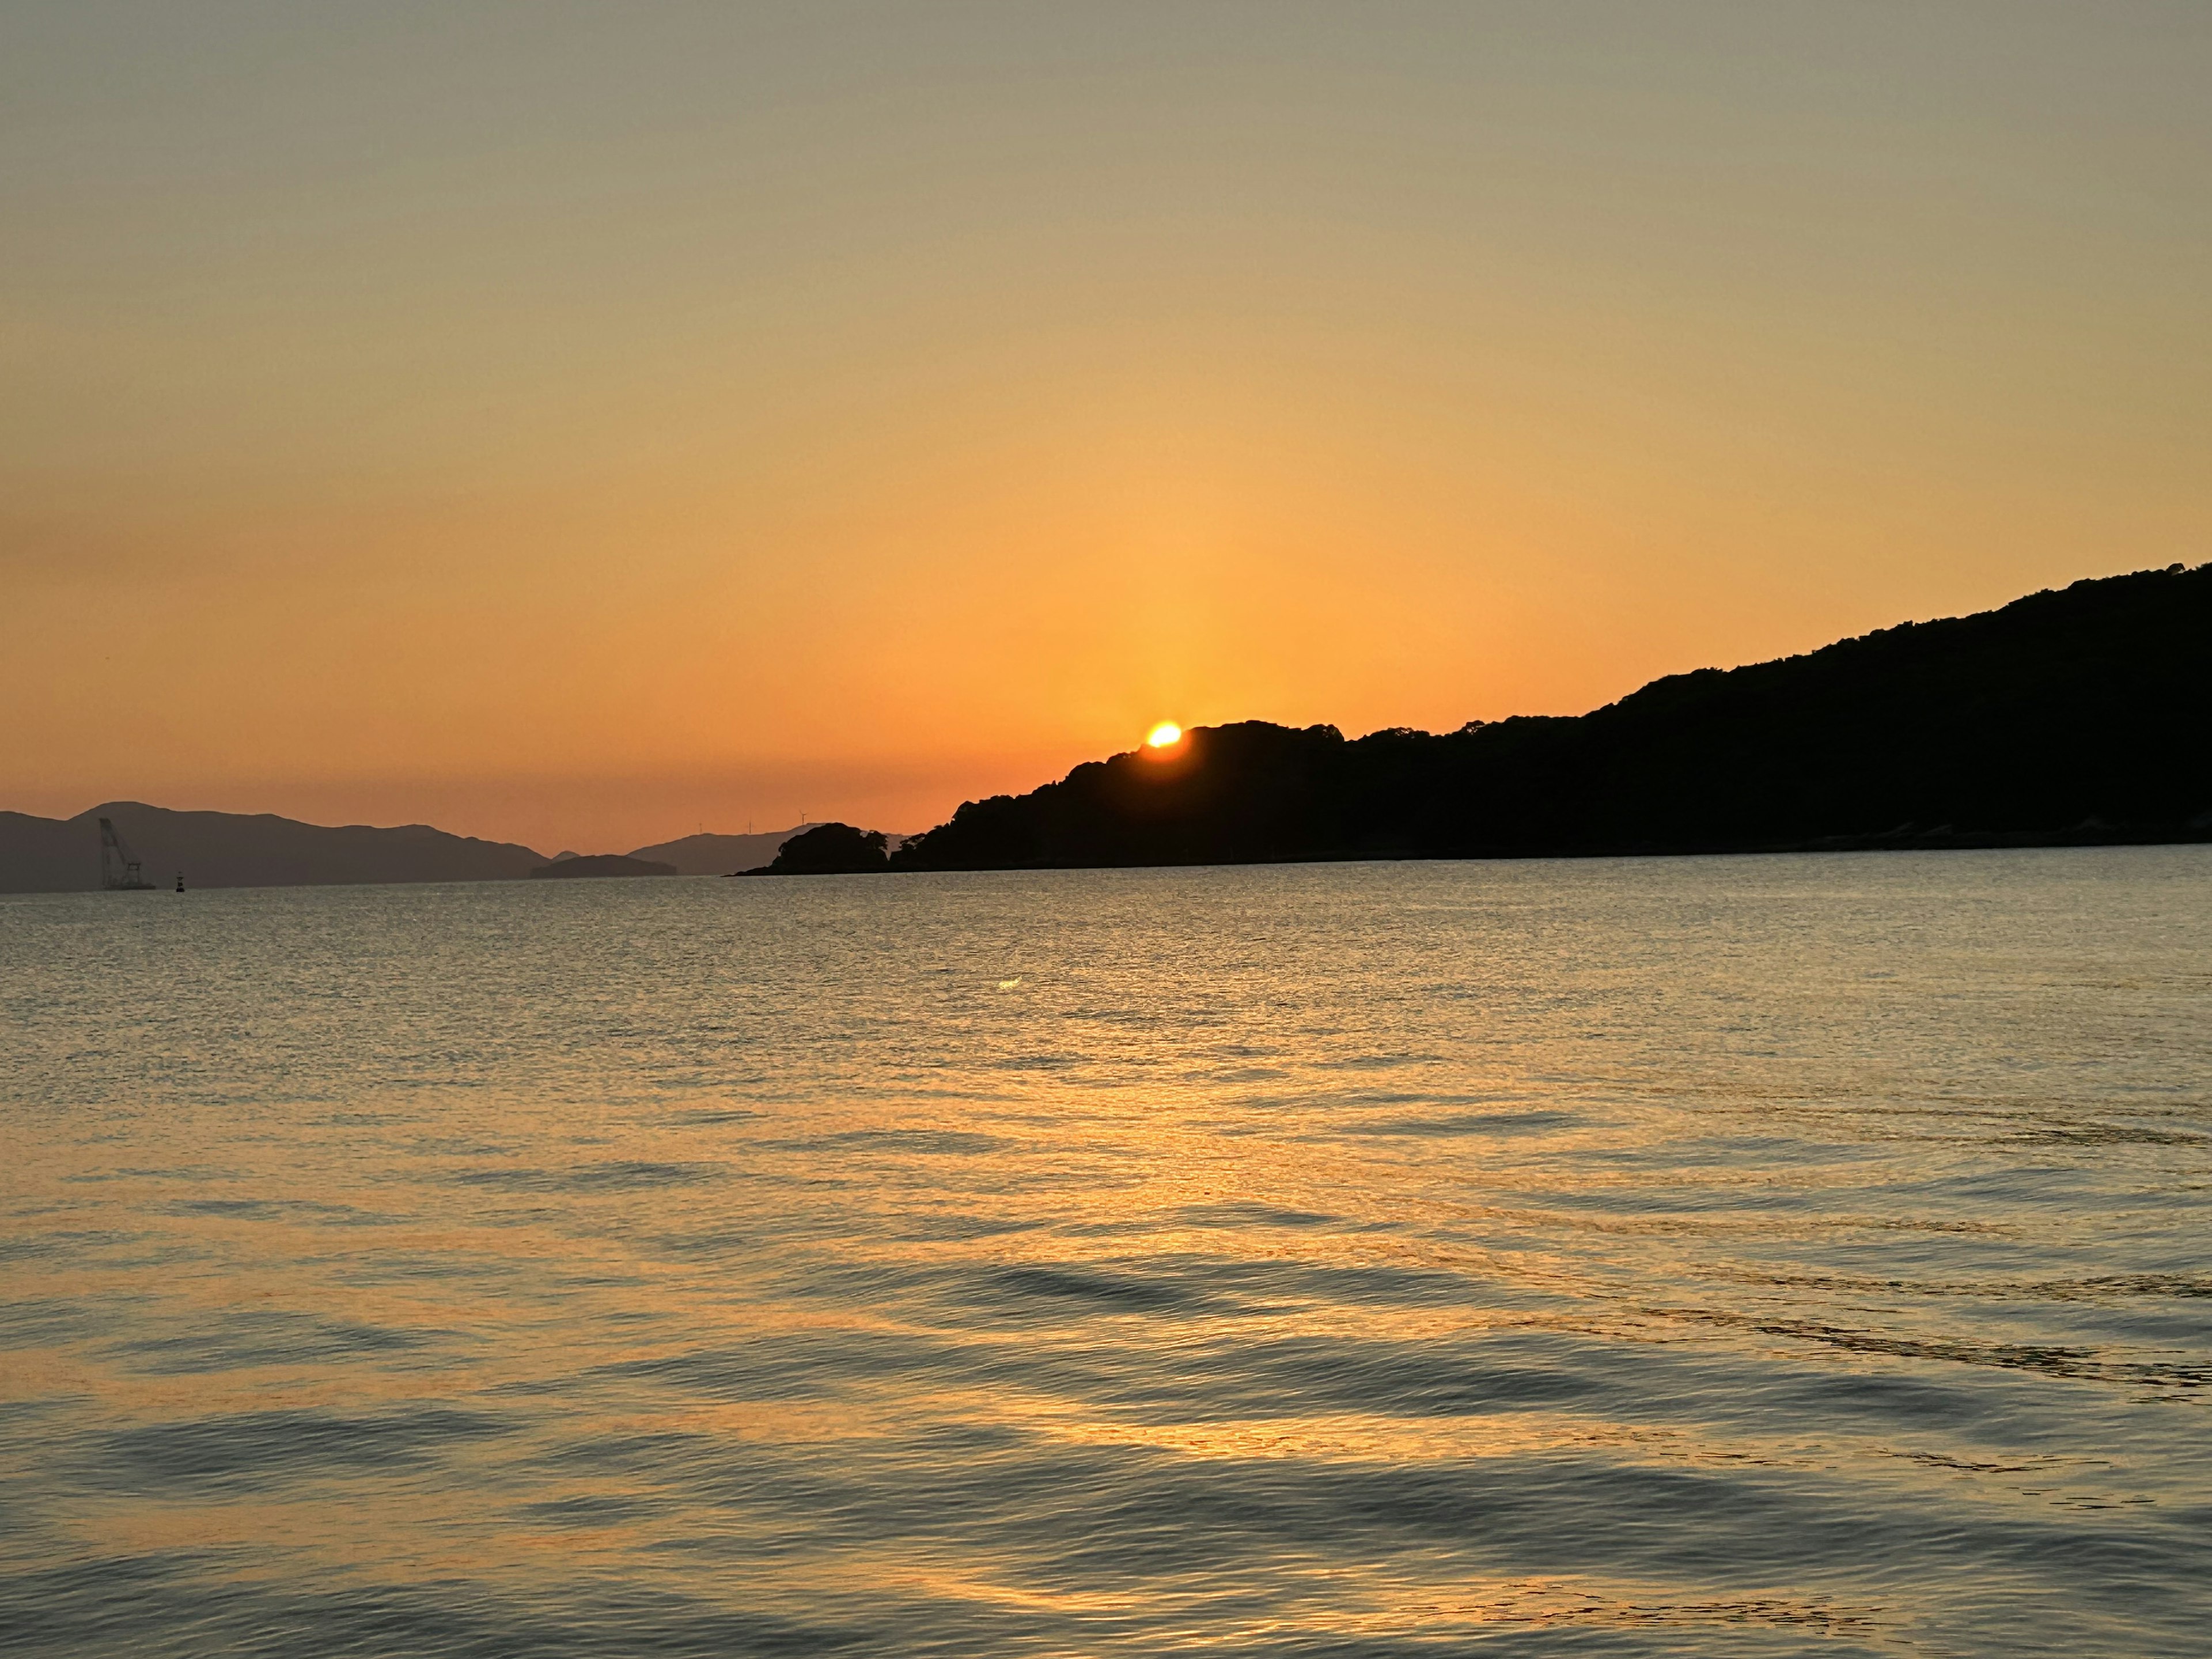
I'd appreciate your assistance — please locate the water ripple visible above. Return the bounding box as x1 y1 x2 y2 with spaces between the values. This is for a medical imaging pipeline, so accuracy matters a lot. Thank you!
3 851 2209 1656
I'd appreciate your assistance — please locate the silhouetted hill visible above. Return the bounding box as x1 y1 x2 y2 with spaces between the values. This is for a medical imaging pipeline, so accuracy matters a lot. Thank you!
530 854 676 879
740 823 892 875
0 803 549 893
893 564 2212 870
628 827 823 876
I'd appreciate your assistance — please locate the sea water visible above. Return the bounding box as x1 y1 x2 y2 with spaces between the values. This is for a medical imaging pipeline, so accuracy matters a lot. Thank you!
2 850 2208 1657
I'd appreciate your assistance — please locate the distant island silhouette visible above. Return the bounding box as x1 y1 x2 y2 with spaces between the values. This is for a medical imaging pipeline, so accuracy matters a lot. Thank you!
736 823 892 876
530 854 677 880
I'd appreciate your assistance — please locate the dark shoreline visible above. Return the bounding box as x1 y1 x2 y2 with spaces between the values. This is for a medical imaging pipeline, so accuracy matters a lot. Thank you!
876 565 2210 876
734 824 2210 876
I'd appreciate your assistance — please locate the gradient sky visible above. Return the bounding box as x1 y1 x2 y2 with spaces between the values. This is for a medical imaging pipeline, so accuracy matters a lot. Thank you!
5 2 2207 852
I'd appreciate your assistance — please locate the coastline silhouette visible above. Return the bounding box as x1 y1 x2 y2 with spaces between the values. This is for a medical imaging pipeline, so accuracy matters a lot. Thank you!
6 564 2206 891
880 562 2211 871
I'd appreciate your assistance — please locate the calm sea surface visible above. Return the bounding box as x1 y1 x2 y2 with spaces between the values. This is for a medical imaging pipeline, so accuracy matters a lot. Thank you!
3 851 2209 1657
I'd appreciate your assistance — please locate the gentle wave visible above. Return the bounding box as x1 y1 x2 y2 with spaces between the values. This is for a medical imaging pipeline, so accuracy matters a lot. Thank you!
3 849 2209 1656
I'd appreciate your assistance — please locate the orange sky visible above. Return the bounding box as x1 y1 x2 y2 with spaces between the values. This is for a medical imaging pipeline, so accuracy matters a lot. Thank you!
5 4 2207 853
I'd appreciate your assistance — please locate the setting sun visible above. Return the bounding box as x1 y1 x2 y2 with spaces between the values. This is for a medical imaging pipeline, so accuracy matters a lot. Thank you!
1145 723 1183 749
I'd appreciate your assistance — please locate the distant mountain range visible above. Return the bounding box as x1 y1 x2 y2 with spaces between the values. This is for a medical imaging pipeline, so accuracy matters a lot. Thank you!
0 804 548 894
887 563 2212 870
0 808 823 894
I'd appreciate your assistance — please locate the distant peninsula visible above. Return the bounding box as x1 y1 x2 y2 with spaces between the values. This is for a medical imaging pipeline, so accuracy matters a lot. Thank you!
530 854 676 880
835 562 2207 873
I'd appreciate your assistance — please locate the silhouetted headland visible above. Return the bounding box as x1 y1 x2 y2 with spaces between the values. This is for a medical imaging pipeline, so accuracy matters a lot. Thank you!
530 854 677 880
877 563 2211 870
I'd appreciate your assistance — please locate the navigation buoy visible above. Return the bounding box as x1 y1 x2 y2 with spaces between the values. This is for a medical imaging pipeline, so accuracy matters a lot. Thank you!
175 873 185 893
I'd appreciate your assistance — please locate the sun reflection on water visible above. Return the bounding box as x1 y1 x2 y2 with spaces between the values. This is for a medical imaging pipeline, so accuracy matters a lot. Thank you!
3 851 2210 1654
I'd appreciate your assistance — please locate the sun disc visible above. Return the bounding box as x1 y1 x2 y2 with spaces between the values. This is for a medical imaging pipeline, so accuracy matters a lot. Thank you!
1146 722 1183 748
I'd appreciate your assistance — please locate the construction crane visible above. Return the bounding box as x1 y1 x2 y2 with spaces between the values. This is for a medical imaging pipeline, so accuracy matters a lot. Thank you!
98 817 157 891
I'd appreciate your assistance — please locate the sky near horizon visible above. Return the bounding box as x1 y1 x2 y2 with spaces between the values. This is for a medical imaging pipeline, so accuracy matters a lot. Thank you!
5 3 2207 853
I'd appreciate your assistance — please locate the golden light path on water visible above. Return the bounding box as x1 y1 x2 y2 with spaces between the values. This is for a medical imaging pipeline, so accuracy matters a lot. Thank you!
2 851 2209 1656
